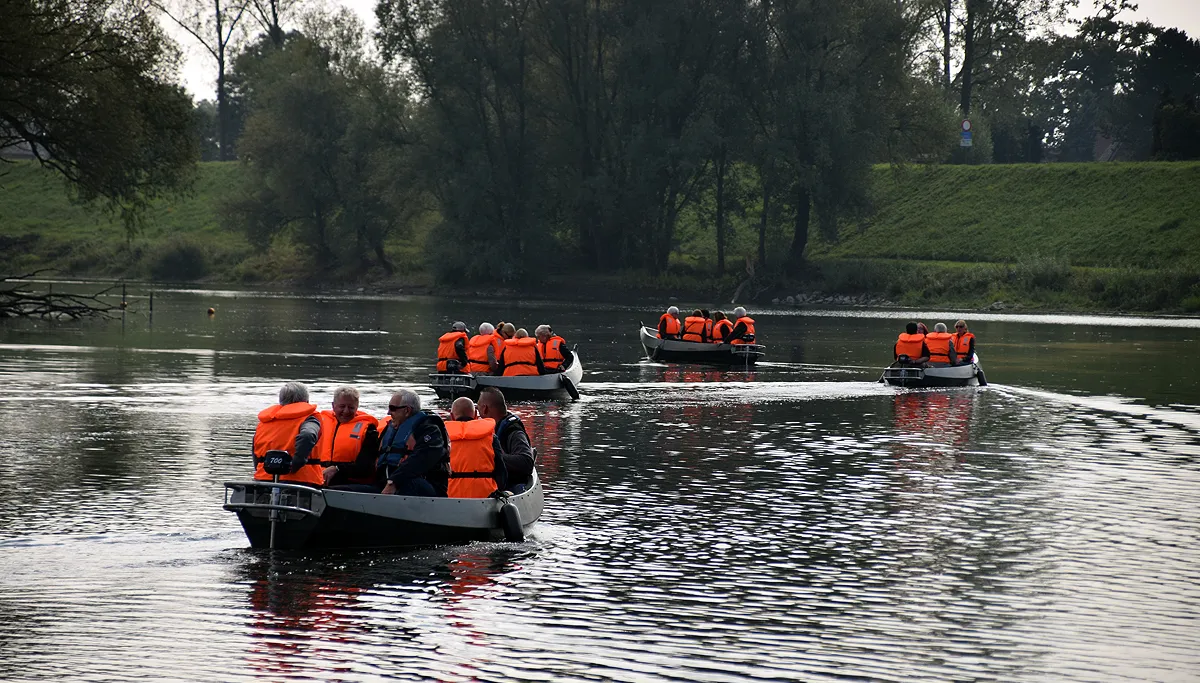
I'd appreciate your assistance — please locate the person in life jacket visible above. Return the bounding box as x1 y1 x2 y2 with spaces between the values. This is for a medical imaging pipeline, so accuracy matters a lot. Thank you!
466 322 502 375
534 324 573 373
952 319 976 364
316 386 380 487
253 381 323 486
436 321 470 373
499 328 544 376
894 322 930 366
478 387 536 493
924 322 958 365
445 397 508 497
711 311 734 344
681 309 709 343
727 306 756 344
376 389 450 496
657 306 682 340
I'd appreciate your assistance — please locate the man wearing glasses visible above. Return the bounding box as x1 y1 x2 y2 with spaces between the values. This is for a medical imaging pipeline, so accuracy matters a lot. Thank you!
376 389 451 496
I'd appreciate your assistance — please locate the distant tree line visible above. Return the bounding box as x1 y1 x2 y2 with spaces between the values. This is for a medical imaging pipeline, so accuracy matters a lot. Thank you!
4 0 1200 282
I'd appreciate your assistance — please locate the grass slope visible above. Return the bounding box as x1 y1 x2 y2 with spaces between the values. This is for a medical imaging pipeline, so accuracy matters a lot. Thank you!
808 162 1200 270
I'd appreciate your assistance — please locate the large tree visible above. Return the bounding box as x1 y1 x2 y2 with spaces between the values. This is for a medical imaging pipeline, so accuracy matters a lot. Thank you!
153 0 250 160
1 0 197 226
227 9 413 273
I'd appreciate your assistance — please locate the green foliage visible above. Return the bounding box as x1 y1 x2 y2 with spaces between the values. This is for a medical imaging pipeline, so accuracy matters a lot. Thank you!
226 12 416 277
145 236 209 281
2 0 198 233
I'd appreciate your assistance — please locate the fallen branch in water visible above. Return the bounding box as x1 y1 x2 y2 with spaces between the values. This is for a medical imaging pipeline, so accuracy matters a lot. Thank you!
1 271 125 319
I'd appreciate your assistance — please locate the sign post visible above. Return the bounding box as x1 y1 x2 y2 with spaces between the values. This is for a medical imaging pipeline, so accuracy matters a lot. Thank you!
960 119 973 147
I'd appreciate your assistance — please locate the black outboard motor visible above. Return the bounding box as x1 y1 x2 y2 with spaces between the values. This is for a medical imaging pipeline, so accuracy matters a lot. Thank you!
262 449 291 549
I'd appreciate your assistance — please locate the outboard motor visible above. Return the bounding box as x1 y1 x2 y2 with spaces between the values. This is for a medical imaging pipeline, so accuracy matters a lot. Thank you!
262 449 291 549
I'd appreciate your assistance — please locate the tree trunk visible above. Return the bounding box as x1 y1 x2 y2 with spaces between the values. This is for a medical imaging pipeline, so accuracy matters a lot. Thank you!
960 0 976 117
757 176 770 268
787 185 810 274
942 0 952 91
216 64 230 161
373 241 395 275
269 0 283 48
714 144 727 275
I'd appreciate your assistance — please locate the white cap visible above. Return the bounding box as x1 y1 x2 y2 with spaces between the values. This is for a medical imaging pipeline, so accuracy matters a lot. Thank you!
733 306 746 318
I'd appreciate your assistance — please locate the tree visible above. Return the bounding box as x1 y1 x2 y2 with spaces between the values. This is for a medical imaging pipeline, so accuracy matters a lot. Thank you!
227 9 414 273
742 0 910 273
1 0 197 228
246 0 305 48
153 0 250 160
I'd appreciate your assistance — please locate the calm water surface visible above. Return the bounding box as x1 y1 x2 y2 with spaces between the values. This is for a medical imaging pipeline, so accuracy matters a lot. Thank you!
1 288 1198 682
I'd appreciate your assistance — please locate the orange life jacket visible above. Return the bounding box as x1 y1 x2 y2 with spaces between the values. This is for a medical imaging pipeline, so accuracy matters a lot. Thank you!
436 330 468 372
894 332 925 359
465 334 495 373
315 409 379 485
925 331 953 364
446 417 499 498
540 335 566 370
730 316 755 344
953 331 975 358
253 402 323 486
657 313 681 338
712 319 734 343
681 316 707 343
501 337 540 376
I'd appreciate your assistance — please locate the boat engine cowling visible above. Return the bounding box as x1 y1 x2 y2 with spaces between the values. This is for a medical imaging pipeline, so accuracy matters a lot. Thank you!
263 449 292 476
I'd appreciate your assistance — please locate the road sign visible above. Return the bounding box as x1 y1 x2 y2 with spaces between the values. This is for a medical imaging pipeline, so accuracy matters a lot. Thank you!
962 119 972 132
960 130 973 147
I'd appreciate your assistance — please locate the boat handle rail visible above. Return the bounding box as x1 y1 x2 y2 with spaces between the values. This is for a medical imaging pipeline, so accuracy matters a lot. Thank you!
222 502 320 517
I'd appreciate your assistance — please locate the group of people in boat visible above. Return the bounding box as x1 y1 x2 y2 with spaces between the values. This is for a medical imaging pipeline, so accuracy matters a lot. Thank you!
437 321 573 376
656 306 757 344
893 320 977 366
252 382 534 499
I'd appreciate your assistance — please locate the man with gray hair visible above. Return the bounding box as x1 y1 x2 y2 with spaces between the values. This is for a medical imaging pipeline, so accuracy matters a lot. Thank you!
657 305 682 340
534 324 572 373
376 389 451 496
465 322 501 374
727 306 756 344
436 321 470 373
924 322 957 366
252 381 323 486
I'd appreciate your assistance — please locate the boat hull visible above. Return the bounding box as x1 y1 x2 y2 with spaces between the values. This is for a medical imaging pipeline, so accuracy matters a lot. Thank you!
224 471 544 550
639 326 764 366
429 355 583 401
882 356 985 388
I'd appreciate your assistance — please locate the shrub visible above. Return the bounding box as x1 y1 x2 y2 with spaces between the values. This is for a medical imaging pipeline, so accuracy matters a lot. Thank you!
146 236 208 281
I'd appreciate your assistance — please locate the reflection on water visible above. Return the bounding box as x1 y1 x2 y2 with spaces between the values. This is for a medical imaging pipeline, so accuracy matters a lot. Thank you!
1 289 1198 681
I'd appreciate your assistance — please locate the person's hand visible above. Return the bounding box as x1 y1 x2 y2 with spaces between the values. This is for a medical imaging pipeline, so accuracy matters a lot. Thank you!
322 466 338 486
381 482 397 495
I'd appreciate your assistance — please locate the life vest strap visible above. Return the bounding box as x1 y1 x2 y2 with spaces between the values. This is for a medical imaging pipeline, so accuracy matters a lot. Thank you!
449 471 495 478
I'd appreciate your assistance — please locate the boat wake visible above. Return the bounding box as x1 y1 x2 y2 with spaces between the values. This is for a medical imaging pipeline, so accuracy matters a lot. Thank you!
991 384 1200 432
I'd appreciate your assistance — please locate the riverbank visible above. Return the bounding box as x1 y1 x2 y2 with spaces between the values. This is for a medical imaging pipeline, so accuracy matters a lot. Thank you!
3 160 1198 312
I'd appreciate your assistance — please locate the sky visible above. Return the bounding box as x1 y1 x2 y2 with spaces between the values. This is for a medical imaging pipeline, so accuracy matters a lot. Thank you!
175 0 1200 101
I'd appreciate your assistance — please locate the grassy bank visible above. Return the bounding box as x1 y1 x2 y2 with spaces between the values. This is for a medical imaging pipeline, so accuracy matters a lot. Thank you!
811 162 1200 270
3 160 1200 312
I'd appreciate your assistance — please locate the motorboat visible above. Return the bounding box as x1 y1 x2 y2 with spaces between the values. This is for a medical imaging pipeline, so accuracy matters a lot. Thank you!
429 353 583 401
881 354 987 388
223 470 544 550
639 325 764 367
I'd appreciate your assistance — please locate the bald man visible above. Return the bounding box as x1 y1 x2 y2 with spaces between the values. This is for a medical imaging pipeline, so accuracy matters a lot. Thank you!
445 397 507 496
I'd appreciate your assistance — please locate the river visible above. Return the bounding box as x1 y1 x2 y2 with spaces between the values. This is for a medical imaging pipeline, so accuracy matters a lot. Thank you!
1 286 1197 682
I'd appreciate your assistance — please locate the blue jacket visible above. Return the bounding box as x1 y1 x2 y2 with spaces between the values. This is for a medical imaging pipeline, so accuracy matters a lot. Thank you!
377 411 450 496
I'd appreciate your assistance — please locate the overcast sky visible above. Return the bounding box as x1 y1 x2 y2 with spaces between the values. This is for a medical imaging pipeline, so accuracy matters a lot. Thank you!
176 0 1200 101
